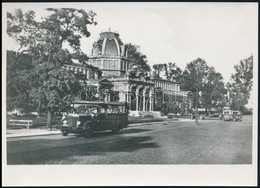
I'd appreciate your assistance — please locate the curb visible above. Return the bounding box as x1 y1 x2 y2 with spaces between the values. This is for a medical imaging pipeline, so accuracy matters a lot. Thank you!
6 131 61 138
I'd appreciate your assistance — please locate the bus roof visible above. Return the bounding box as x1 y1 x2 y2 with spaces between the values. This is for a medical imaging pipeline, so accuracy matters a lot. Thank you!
72 101 126 106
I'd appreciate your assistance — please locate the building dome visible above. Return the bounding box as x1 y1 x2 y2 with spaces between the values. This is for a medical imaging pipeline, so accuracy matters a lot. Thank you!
91 30 128 57
88 29 130 78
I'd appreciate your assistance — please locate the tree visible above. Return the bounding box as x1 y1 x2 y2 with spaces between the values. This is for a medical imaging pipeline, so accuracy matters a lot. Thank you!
125 43 150 78
227 55 253 111
181 58 226 113
181 58 209 94
152 62 182 82
7 8 97 129
152 64 164 78
200 67 226 114
7 50 37 114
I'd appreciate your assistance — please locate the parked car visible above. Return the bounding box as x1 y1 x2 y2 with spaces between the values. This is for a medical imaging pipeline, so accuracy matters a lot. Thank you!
60 101 128 138
222 110 242 121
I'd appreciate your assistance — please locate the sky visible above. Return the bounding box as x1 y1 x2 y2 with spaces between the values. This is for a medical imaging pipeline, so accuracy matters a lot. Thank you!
3 2 258 106
4 3 258 81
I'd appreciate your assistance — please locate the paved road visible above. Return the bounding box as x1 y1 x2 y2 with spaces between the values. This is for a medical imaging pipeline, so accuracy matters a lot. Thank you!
7 118 252 164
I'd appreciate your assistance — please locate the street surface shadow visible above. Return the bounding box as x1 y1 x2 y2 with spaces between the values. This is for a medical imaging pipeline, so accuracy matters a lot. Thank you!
71 128 151 138
7 135 160 164
123 128 152 134
73 130 121 138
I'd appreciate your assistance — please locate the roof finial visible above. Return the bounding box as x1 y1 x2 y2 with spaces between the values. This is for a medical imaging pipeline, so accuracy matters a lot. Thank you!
109 27 111 31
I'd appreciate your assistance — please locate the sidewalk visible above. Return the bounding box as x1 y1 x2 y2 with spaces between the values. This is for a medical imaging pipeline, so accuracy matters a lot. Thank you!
6 129 61 138
6 118 195 138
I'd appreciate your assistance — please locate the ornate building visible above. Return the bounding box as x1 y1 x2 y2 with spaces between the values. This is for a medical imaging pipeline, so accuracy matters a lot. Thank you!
67 30 192 116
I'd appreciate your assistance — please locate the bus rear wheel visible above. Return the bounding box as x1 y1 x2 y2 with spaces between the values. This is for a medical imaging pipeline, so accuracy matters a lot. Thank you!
61 130 68 136
112 122 122 133
84 125 93 138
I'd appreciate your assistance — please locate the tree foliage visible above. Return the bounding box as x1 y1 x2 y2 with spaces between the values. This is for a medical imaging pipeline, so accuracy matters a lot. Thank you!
152 62 182 82
125 43 150 78
152 64 165 78
7 8 97 128
227 55 253 111
7 51 37 113
200 67 226 112
181 58 226 113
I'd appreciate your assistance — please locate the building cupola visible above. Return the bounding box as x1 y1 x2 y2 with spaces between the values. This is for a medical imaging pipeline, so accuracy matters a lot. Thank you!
88 29 130 77
91 29 128 58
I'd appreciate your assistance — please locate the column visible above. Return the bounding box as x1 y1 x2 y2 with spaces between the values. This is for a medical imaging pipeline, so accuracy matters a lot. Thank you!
86 70 90 79
125 92 128 103
94 72 98 79
108 92 111 102
96 85 100 101
149 96 153 111
143 92 146 111
128 91 131 110
136 91 139 111
104 91 108 102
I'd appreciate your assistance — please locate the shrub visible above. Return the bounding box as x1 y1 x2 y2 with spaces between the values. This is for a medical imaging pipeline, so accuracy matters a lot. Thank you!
243 111 252 115
167 113 176 119
143 114 155 118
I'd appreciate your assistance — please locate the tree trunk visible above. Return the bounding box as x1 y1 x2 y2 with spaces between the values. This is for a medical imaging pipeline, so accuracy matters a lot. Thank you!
47 111 53 131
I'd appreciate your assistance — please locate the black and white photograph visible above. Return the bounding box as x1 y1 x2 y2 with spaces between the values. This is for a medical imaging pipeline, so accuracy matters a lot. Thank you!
2 2 258 186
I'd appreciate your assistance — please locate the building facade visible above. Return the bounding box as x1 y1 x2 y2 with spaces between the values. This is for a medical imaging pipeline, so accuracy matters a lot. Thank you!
68 30 192 116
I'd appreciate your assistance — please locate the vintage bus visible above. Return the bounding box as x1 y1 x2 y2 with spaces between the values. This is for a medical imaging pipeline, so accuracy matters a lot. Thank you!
60 101 128 138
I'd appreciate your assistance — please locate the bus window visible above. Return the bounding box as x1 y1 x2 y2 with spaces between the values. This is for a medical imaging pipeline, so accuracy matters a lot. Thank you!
118 106 124 113
112 106 118 113
100 107 106 113
107 105 113 113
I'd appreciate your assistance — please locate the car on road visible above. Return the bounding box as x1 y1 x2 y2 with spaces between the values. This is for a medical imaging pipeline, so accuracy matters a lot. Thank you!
222 110 242 121
60 101 128 138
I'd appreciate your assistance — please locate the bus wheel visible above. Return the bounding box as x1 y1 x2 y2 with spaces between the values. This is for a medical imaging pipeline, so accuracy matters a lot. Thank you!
61 130 68 136
84 125 93 138
112 122 121 133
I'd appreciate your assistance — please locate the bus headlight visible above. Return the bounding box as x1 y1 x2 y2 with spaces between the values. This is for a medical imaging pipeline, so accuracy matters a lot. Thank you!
76 121 81 126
